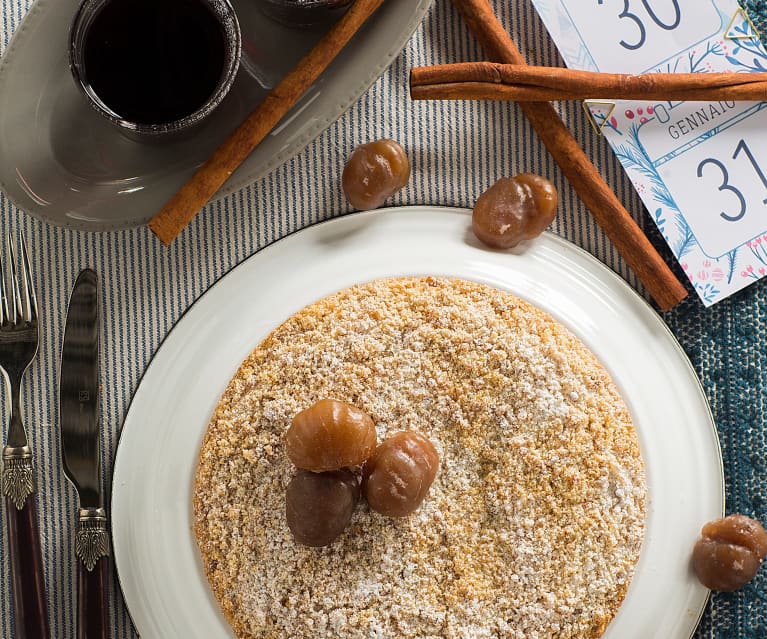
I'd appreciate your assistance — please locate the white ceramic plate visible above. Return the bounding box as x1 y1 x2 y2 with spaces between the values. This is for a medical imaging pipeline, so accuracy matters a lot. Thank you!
0 0 430 230
111 206 724 639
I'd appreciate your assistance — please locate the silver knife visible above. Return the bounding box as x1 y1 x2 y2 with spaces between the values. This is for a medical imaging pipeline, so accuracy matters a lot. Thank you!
59 269 109 639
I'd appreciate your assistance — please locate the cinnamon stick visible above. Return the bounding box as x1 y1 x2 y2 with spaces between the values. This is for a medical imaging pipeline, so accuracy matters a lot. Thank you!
149 0 387 245
450 0 688 310
411 62 767 102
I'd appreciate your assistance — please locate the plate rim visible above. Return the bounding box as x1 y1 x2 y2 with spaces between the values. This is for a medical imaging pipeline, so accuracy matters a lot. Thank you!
111 205 724 638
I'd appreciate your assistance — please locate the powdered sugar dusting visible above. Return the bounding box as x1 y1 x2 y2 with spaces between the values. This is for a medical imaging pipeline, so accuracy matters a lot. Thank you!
193 277 646 639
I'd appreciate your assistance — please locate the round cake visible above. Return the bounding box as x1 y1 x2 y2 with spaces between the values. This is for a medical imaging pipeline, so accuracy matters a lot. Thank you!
193 277 647 639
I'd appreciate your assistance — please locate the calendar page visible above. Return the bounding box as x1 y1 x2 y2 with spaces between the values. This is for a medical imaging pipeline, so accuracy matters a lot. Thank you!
532 0 767 305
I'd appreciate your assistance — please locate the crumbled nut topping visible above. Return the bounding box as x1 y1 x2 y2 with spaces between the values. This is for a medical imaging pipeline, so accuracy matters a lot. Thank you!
193 277 646 639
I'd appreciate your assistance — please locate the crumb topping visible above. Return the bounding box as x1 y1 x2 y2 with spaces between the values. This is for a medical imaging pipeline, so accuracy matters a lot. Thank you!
193 277 646 639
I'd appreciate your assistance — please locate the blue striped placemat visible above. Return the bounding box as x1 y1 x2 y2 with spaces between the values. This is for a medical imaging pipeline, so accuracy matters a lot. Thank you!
1 0 765 637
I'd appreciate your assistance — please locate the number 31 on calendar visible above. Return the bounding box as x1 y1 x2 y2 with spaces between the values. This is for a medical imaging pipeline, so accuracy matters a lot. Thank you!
659 127 767 258
697 140 767 224
560 0 721 72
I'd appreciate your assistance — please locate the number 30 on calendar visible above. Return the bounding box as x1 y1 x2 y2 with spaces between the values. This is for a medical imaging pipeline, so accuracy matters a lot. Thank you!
597 0 681 50
560 0 721 72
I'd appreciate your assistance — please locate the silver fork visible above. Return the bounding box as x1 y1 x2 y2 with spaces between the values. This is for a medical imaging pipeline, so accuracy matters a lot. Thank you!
0 231 50 639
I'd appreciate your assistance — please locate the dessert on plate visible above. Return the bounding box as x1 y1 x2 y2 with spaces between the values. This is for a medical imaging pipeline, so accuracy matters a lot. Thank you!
193 276 647 639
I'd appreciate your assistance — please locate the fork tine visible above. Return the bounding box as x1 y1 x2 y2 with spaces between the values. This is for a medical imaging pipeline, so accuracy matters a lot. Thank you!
18 231 36 324
7 231 21 325
0 238 6 326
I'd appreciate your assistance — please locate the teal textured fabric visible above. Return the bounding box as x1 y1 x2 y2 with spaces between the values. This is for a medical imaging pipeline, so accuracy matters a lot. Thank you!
744 0 767 37
666 274 767 637
670 3 767 637
659 237 767 639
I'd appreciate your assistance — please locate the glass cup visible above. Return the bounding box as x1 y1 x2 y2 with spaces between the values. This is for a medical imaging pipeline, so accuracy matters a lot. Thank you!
68 0 241 140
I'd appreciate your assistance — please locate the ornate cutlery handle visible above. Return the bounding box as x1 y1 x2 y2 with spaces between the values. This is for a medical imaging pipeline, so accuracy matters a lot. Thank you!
76 507 110 639
3 447 51 639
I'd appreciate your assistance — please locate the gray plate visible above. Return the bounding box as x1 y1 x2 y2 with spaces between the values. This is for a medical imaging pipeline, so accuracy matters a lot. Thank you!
0 0 431 230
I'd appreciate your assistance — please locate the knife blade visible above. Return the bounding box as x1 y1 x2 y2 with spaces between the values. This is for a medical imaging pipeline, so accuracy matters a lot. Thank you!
59 269 109 639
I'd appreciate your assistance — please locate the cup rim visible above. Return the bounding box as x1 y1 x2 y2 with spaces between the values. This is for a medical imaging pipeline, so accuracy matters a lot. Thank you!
68 0 242 137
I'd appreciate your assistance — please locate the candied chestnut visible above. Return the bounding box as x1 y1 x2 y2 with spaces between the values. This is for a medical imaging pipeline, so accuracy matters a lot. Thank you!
692 514 767 591
362 431 439 517
286 399 377 472
286 469 360 547
472 173 558 249
342 139 411 210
